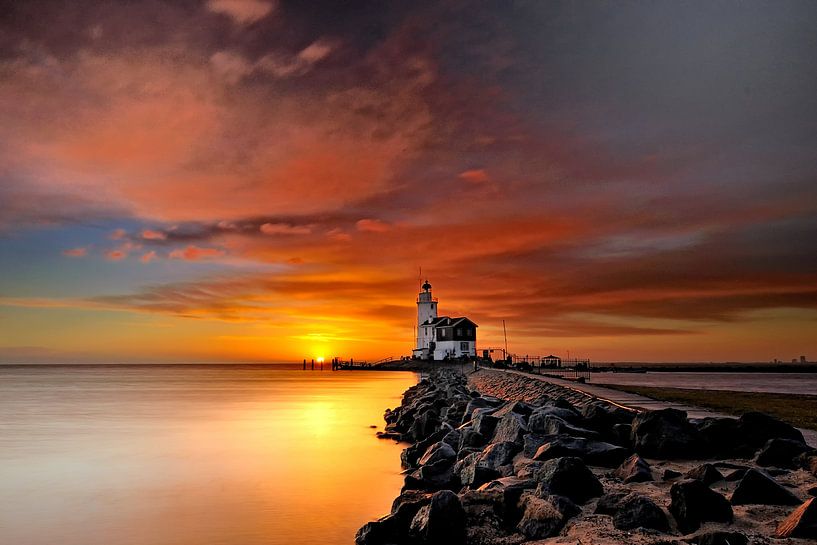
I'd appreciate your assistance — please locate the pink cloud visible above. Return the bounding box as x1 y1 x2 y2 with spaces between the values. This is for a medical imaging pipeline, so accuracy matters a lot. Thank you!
327 228 352 242
459 169 490 184
140 251 158 263
62 247 88 257
206 0 274 25
260 223 312 236
109 228 127 240
105 250 127 261
141 229 167 240
356 219 390 233
168 245 225 261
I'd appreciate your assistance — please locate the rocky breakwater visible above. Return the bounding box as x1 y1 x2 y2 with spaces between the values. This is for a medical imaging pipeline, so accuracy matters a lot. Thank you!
359 370 817 544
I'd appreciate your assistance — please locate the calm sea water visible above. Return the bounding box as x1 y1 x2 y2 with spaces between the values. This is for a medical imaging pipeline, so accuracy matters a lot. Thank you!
591 371 817 394
0 365 417 545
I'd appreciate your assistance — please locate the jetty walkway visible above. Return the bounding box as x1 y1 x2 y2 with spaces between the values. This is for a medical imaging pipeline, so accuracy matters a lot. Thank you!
478 367 817 447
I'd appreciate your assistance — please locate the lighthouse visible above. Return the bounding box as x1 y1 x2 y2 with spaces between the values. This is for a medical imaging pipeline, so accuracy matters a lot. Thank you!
415 280 437 357
412 280 478 361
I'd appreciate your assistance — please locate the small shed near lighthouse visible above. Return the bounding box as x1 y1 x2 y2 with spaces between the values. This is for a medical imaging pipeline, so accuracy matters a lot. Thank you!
412 280 478 361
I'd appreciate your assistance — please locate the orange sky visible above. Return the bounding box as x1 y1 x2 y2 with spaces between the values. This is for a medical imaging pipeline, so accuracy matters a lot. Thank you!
1 1 816 363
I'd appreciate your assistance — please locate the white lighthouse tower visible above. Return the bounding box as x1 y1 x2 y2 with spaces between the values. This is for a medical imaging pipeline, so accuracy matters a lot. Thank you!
414 280 437 359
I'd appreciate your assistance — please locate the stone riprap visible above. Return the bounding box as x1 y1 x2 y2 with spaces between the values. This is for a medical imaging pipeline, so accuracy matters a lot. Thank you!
359 370 817 545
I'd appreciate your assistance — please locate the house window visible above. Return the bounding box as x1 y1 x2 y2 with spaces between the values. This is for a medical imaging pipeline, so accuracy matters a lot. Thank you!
467 329 473 336
460 342 469 351
456 328 462 336
440 330 445 338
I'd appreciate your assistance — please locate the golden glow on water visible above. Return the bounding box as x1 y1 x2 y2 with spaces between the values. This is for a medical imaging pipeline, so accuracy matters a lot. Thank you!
0 365 417 545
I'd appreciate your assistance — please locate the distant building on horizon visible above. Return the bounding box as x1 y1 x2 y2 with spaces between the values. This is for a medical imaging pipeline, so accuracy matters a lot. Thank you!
413 280 477 361
801 355 807 364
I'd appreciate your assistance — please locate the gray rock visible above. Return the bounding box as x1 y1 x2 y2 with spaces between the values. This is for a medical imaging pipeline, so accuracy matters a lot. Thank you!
684 463 724 486
409 490 466 545
528 414 601 439
456 452 498 488
457 429 485 450
492 412 528 445
632 408 704 459
355 515 400 545
731 469 801 506
756 438 814 469
390 490 432 526
669 479 733 534
662 468 682 480
534 456 603 504
516 493 580 539
613 493 669 532
614 454 653 483
480 441 521 470
418 441 456 467
594 491 629 515
737 412 805 448
471 409 500 437
532 436 629 468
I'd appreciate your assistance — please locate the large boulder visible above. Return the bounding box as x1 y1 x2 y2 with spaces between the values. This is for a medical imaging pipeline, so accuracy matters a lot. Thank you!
477 476 537 525
730 469 801 506
669 479 733 534
470 409 500 437
631 408 704 459
737 412 805 447
409 408 441 442
418 442 456 467
614 454 653 483
581 402 633 434
529 406 582 427
409 490 466 545
528 414 600 439
523 433 551 458
695 417 751 458
756 438 814 469
390 490 432 527
480 441 521 471
534 456 603 504
613 493 669 532
684 463 724 486
532 436 629 468
492 412 528 444
457 429 485 450
776 497 817 539
355 515 401 545
492 400 534 419
594 491 630 515
516 493 580 539
455 452 498 489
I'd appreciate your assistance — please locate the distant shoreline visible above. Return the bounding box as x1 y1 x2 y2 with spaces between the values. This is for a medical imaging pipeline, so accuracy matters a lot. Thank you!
1 361 816 374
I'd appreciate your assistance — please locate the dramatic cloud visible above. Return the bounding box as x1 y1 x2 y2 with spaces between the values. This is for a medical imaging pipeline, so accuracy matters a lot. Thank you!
62 247 88 258
206 0 275 25
260 223 312 236
141 229 167 240
168 245 226 261
355 219 390 233
1 1 816 362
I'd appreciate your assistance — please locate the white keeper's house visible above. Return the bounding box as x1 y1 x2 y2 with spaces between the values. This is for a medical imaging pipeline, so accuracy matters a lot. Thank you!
412 280 478 361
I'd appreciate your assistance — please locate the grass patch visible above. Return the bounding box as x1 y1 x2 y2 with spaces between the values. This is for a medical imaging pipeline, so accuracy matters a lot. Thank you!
603 385 817 432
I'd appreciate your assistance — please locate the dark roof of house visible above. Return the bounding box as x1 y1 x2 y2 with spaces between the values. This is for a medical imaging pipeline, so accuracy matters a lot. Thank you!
423 316 479 328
